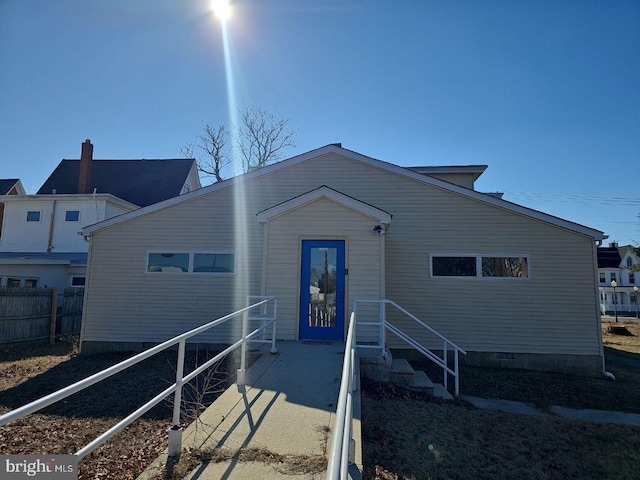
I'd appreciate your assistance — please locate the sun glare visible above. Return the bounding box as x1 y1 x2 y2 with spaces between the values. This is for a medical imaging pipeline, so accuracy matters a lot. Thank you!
212 0 230 20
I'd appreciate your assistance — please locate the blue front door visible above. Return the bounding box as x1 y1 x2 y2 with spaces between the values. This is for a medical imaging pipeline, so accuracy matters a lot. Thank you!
299 240 346 340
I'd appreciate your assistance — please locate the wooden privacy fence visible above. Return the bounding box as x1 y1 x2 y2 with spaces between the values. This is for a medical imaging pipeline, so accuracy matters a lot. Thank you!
0 287 84 345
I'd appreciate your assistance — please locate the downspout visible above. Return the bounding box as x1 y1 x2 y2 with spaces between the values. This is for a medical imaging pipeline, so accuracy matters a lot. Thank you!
593 238 616 380
47 199 56 252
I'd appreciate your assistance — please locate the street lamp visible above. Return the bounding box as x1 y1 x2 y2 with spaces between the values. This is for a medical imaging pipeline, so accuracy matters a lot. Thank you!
611 280 618 323
634 285 639 320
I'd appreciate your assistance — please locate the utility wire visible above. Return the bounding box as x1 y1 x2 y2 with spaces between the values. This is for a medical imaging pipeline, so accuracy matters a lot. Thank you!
503 192 640 207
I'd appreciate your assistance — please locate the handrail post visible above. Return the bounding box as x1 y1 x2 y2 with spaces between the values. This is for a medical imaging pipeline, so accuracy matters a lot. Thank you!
454 349 460 398
443 341 448 392
270 298 278 354
168 339 186 457
237 308 248 386
380 301 386 355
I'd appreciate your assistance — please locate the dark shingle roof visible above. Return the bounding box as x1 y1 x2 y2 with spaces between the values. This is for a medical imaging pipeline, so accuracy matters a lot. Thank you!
0 179 20 194
37 159 195 207
597 247 622 268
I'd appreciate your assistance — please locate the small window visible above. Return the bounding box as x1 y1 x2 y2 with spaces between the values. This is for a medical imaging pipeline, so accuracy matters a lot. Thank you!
611 273 617 282
482 257 528 278
432 256 476 277
71 276 86 287
193 253 235 273
628 257 633 268
599 272 606 283
630 273 635 284
7 278 20 287
147 253 190 273
24 279 38 288
65 210 80 222
26 211 41 222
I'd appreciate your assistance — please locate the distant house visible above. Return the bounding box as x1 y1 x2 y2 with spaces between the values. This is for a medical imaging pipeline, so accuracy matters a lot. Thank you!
79 144 607 376
598 243 639 317
0 140 200 299
0 179 26 196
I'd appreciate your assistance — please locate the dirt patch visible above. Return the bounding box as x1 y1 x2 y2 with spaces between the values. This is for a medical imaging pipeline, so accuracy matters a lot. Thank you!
603 321 640 354
193 446 327 475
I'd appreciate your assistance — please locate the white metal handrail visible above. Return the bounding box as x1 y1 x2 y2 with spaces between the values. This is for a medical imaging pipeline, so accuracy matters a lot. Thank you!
326 311 357 480
354 299 467 397
0 296 277 459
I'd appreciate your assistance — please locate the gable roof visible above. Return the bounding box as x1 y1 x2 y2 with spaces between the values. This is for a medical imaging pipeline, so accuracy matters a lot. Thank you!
0 179 25 195
597 247 622 268
257 185 392 224
81 144 605 240
37 159 196 207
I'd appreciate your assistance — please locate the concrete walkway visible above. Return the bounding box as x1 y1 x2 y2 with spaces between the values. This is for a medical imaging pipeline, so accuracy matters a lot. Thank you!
139 341 362 480
462 395 640 426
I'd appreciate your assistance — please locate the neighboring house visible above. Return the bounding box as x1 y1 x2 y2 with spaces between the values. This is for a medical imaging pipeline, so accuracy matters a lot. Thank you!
598 243 640 317
0 179 26 196
80 144 606 376
0 140 201 299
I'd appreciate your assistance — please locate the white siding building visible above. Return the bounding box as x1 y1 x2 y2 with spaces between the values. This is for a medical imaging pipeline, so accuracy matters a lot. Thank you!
80 145 606 375
598 244 640 318
0 139 201 301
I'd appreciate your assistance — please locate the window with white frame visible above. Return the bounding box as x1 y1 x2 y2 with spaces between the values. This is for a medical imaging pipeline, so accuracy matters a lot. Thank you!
26 211 41 222
3 277 38 288
611 273 617 283
147 252 235 274
431 255 529 278
65 210 80 222
630 272 635 284
599 272 606 283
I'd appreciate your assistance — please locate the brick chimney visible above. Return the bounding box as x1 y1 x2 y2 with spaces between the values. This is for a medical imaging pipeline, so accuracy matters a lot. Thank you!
78 139 93 194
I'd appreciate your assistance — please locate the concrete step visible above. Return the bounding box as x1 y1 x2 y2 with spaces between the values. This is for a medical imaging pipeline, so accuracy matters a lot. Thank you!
389 358 415 386
359 353 454 400
406 370 434 394
433 383 454 400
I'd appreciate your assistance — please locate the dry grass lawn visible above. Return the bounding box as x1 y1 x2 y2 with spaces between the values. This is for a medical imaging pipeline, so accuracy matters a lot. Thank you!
3 321 640 479
0 340 231 480
363 321 640 479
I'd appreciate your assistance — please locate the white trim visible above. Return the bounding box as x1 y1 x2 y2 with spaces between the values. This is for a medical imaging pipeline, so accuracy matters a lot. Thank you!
256 185 392 224
81 144 604 240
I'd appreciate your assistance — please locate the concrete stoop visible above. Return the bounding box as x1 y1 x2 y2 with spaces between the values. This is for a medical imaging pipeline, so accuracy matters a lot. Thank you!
359 350 453 401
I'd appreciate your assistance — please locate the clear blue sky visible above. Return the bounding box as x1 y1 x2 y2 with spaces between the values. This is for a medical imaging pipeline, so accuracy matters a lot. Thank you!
1 0 638 245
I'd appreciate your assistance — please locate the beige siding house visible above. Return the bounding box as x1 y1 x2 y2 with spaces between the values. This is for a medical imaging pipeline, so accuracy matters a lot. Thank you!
80 145 605 374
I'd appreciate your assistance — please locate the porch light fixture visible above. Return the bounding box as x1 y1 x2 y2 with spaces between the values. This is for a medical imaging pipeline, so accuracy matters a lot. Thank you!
611 280 618 323
634 285 639 319
373 225 385 234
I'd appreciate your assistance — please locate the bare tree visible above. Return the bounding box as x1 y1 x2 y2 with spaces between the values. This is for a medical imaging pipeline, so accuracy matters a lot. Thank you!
181 122 230 184
236 106 296 172
184 107 295 184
